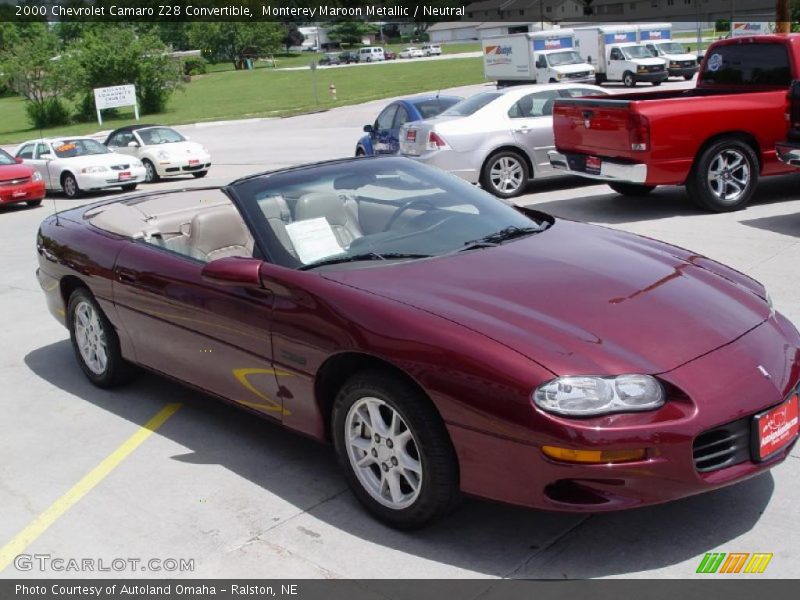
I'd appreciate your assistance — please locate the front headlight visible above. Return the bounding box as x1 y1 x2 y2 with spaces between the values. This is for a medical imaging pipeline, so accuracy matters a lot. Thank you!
556 73 564 79
637 65 647 73
157 151 171 160
533 374 665 416
31 171 43 181
80 166 107 173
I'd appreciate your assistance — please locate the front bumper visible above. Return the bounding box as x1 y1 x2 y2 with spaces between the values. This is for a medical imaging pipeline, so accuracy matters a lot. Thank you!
76 166 146 190
0 179 46 204
549 151 648 184
776 141 800 167
156 156 212 177
634 70 668 83
451 313 800 511
668 65 698 78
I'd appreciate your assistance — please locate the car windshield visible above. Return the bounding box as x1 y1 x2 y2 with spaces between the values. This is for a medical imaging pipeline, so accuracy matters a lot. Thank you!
622 45 653 59
441 92 502 116
656 42 687 55
412 97 462 119
52 139 110 158
0 149 15 165
546 51 584 66
138 127 186 145
234 158 551 270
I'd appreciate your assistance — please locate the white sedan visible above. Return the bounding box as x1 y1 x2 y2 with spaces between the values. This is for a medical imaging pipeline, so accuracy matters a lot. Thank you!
104 125 211 183
399 47 424 59
15 137 146 199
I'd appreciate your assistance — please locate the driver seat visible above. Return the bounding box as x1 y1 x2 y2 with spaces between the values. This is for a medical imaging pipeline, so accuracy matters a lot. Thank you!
187 205 254 262
294 192 363 247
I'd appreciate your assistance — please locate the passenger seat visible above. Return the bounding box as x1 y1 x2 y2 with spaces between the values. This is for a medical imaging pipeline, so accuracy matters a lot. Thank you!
294 192 363 247
187 205 254 261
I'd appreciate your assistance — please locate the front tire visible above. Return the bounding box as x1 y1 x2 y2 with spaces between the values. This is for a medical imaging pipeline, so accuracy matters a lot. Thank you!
120 183 138 192
608 182 656 196
61 173 81 199
622 72 636 87
192 171 208 179
26 199 43 207
480 150 529 199
651 80 662 86
143 159 159 183
332 370 459 530
684 74 694 80
67 288 137 388
686 138 759 212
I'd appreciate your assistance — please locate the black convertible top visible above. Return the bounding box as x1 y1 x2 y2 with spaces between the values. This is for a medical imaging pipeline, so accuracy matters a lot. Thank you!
103 124 158 145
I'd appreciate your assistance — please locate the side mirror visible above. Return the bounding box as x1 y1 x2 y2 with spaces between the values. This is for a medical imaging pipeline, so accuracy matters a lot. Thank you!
14 157 23 164
127 141 140 148
363 124 373 133
201 257 263 288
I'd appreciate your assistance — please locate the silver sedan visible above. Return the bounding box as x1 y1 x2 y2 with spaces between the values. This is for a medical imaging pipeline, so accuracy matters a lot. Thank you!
399 83 608 198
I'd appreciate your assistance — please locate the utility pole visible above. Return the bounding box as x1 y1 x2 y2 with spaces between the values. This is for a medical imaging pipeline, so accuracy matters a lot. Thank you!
776 0 790 33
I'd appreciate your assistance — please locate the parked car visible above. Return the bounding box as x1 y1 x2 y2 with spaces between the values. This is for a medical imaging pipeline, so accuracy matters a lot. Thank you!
358 47 386 62
384 50 397 61
548 34 800 211
318 53 341 66
356 95 463 156
0 147 45 208
15 137 145 199
37 156 800 529
399 47 424 59
400 84 608 198
339 51 359 64
104 125 212 183
421 44 442 56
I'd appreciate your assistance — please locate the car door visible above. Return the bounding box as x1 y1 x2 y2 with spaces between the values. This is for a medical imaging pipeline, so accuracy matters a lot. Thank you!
372 104 398 155
111 196 284 420
607 47 626 80
508 90 562 177
388 105 411 155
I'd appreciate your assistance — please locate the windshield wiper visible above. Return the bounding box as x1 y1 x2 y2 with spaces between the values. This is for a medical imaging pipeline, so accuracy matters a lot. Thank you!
460 225 545 251
300 252 431 270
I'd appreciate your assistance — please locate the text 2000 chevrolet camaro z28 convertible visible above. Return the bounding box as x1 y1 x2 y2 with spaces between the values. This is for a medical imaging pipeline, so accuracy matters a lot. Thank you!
36 157 799 529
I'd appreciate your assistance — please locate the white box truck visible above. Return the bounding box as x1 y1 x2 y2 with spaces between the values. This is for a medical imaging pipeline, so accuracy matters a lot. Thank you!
482 29 594 87
573 25 667 87
637 23 698 80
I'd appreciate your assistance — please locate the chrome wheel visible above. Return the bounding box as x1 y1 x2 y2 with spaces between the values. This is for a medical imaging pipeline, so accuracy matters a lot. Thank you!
345 397 422 510
707 149 750 205
489 155 524 195
73 300 108 375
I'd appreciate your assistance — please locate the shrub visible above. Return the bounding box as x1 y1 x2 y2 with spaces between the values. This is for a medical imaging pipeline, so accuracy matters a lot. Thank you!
183 56 207 76
25 97 70 128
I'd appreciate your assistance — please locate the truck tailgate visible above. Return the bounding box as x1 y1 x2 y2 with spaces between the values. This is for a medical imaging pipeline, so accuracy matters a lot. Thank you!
553 98 634 157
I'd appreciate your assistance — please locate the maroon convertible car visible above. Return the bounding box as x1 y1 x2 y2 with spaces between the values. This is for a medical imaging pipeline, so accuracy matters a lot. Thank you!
36 157 799 529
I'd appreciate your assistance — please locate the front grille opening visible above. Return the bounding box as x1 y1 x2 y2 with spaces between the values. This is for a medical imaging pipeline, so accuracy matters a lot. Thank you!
693 417 751 473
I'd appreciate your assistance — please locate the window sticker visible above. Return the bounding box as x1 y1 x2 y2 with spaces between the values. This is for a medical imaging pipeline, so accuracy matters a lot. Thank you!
707 53 723 72
285 217 343 264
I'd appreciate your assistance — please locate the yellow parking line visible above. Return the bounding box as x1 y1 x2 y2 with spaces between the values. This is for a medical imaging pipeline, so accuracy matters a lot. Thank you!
0 403 182 572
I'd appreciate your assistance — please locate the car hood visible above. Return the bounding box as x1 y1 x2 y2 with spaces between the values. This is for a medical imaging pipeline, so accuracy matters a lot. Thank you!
0 164 35 180
146 141 206 155
322 220 769 376
59 152 136 167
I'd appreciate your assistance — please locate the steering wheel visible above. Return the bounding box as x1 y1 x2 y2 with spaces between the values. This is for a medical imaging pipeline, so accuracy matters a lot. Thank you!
383 198 436 232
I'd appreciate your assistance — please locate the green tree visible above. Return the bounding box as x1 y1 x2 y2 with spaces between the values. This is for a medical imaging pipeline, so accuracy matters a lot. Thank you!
283 23 307 52
326 22 378 46
188 23 284 69
0 23 71 127
63 25 183 119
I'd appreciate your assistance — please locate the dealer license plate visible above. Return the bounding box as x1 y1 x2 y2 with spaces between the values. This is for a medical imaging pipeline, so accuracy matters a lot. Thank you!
118 171 132 181
586 156 602 175
12 191 27 198
754 393 799 460
189 159 200 166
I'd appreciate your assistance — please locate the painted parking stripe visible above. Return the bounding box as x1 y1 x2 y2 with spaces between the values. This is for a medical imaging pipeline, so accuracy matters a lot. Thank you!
0 402 182 572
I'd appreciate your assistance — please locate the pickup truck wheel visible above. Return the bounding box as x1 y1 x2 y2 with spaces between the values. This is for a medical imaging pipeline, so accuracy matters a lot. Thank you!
687 140 759 212
622 72 636 87
481 151 529 199
608 182 656 197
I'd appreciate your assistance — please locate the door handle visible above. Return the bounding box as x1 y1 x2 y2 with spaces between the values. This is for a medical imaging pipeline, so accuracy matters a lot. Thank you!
514 125 531 133
116 268 137 284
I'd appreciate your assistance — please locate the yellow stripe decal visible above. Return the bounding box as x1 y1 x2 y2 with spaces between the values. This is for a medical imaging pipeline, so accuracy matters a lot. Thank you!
0 402 181 572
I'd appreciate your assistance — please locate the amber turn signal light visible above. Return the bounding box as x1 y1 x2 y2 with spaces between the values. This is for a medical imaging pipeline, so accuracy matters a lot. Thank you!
541 446 647 464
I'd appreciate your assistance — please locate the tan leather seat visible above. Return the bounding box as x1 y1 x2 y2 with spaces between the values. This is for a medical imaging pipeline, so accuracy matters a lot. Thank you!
187 205 253 262
294 192 362 247
260 195 297 258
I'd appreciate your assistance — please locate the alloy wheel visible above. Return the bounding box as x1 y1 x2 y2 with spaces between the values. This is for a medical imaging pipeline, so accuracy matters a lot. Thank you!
73 300 108 375
489 156 524 195
706 149 750 205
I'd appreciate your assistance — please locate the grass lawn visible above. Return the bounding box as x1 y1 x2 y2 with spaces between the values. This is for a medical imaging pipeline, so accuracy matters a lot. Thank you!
0 57 485 145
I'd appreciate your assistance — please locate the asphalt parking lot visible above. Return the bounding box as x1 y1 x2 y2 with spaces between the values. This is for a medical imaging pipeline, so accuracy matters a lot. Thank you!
1 78 799 580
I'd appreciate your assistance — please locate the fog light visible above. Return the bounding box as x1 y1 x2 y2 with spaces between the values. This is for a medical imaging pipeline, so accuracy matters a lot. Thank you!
542 446 646 464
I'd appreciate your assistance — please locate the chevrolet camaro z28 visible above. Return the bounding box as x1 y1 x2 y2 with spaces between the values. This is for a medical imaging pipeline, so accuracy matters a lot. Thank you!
36 157 800 529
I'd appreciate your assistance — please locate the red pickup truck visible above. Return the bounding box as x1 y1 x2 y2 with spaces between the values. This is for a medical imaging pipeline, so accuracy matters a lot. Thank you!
549 34 799 212
776 80 800 166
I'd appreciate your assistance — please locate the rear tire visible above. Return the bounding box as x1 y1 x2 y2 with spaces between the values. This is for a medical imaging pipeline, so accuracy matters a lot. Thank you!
651 80 662 86
332 370 460 530
67 288 138 388
480 150 529 199
594 73 607 86
686 138 759 212
355 147 367 157
684 74 694 80
622 72 636 87
26 199 43 207
608 182 656 196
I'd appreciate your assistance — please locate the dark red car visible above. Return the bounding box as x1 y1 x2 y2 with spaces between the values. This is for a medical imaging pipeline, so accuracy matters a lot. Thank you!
36 157 800 529
0 148 45 208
